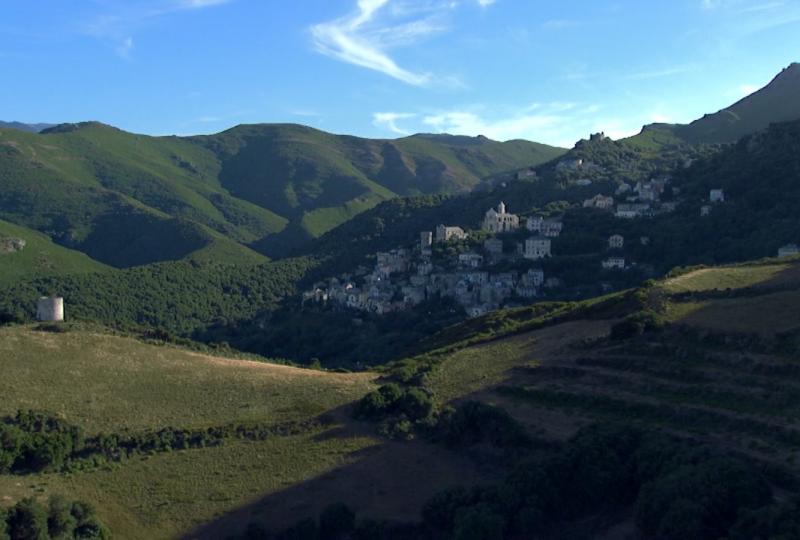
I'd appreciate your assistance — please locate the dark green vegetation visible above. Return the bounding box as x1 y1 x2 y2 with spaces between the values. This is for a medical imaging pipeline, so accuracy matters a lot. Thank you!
0 257 314 336
257 259 800 539
2 496 109 540
0 409 320 476
0 121 563 267
4 259 800 539
631 62 800 145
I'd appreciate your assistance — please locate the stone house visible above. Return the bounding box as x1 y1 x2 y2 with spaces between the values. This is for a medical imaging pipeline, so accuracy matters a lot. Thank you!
435 225 467 243
602 257 626 270
583 194 615 209
482 202 520 233
458 252 484 268
524 236 552 260
484 238 503 255
608 234 624 249
540 218 563 237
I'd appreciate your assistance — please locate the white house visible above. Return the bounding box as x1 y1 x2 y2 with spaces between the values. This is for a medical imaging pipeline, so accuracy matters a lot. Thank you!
522 268 544 287
778 244 800 257
420 231 433 250
602 257 626 270
482 202 520 233
484 238 503 255
459 252 484 268
541 218 563 237
583 194 615 209
608 234 624 249
524 236 552 260
526 215 544 232
435 224 467 243
700 205 712 217
615 203 650 219
710 189 725 203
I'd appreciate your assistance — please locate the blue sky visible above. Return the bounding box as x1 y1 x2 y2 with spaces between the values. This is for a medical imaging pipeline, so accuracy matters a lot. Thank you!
1 0 799 147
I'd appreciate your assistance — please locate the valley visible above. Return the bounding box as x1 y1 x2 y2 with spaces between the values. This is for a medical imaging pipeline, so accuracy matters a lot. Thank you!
3 55 800 539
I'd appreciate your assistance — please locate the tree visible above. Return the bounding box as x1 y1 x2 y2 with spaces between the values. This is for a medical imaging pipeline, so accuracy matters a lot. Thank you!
453 503 504 540
6 498 49 540
47 496 77 539
0 507 10 540
319 503 355 540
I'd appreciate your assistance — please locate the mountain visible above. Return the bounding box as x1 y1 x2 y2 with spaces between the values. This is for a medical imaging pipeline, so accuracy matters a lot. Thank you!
0 121 56 133
630 62 800 145
0 121 564 267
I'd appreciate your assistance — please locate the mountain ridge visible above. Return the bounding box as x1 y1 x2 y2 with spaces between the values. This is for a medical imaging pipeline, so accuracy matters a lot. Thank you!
629 61 800 145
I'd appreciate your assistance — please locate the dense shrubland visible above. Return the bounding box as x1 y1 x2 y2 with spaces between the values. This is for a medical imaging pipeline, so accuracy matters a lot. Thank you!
1 496 109 540
0 411 320 475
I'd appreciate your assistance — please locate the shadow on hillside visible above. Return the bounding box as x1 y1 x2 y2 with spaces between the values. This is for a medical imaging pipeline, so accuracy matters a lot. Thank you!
181 317 619 539
179 407 491 539
669 263 800 336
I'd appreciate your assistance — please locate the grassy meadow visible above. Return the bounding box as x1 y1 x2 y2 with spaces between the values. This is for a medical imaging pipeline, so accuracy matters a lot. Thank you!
0 326 379 538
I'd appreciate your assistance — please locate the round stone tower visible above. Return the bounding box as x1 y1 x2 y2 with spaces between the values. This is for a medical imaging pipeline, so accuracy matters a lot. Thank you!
36 296 64 322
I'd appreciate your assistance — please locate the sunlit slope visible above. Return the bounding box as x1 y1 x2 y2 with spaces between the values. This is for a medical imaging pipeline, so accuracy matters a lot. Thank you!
0 326 377 539
0 219 110 284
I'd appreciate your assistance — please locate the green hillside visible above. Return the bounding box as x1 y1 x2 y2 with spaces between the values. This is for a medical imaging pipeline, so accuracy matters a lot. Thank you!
4 257 800 539
0 219 109 284
193 124 565 254
627 62 800 146
0 121 563 269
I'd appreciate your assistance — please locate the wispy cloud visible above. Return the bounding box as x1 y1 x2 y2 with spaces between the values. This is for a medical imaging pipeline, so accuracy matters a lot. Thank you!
310 0 494 86
83 0 234 58
310 0 442 86
623 64 696 80
373 112 416 134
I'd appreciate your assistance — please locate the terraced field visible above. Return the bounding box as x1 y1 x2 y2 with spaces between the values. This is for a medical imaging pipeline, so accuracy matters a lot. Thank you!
417 259 800 480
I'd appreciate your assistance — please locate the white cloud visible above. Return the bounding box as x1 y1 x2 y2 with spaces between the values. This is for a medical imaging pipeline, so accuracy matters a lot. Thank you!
477 0 497 6
624 64 695 80
373 112 417 135
116 36 134 58
370 102 677 147
310 0 443 85
179 0 232 7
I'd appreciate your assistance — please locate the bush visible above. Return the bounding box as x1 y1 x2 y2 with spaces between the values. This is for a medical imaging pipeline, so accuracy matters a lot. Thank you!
6 498 49 540
728 498 800 540
47 495 77 539
636 457 772 540
610 310 664 340
319 503 355 540
281 518 318 540
453 503 504 540
437 401 530 449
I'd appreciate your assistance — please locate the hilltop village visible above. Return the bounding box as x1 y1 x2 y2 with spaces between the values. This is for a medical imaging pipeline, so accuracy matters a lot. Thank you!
303 149 735 318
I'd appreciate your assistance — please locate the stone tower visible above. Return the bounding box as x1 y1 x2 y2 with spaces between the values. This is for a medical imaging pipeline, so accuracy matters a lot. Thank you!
36 296 64 322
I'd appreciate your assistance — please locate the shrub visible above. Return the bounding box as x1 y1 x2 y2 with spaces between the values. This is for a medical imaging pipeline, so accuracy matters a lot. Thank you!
6 498 49 540
636 458 772 540
453 503 505 540
319 503 355 540
438 401 530 449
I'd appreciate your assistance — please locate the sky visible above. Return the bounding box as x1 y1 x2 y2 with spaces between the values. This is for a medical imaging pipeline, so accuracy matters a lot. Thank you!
1 0 799 147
